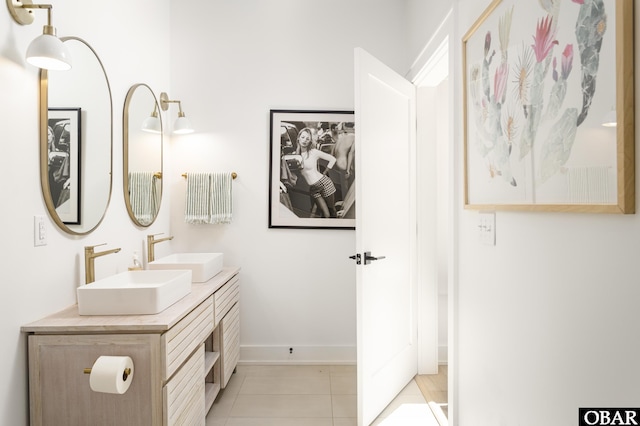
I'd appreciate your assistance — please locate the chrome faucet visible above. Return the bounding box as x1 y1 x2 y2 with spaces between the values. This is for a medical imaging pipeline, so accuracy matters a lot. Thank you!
84 244 121 284
147 233 174 263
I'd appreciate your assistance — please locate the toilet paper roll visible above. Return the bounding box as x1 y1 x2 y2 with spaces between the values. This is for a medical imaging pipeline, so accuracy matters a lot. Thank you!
89 356 134 394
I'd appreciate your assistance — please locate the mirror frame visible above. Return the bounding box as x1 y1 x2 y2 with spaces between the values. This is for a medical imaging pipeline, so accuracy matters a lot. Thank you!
122 83 164 227
39 36 114 236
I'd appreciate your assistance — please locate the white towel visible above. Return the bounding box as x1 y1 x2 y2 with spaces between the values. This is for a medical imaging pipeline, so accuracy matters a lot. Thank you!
128 172 158 225
185 172 233 224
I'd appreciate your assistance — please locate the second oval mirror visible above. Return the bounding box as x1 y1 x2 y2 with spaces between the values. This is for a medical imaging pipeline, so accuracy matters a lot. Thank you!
123 84 163 226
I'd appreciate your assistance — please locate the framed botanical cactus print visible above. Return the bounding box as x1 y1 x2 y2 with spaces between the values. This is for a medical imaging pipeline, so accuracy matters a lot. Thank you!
463 0 634 213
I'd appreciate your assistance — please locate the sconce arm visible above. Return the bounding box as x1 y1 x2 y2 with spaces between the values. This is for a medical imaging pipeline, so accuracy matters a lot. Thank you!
7 0 54 26
159 92 184 113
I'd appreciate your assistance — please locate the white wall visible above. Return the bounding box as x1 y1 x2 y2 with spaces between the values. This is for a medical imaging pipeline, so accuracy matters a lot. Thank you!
0 1 172 424
406 0 453 80
453 1 640 424
416 75 451 371
168 0 411 363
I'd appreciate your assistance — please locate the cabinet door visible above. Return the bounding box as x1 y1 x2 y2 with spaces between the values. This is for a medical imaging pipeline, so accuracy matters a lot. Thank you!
29 334 162 426
220 302 240 388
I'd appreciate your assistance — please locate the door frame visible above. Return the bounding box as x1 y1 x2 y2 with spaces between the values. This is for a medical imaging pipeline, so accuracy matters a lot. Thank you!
407 8 456 425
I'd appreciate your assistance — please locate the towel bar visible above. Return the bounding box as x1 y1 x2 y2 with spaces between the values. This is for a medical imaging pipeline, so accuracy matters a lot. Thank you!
182 172 237 179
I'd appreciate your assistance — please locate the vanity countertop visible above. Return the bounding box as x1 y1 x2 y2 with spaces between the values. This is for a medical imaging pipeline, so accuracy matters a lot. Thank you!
21 266 240 334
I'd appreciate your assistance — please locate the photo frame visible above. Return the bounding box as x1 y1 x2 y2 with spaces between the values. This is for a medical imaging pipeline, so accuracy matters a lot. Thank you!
463 0 634 213
269 109 356 229
47 107 81 224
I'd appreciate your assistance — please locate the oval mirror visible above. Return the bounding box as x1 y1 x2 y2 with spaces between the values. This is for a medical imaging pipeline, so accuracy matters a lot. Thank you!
123 84 163 226
41 36 112 235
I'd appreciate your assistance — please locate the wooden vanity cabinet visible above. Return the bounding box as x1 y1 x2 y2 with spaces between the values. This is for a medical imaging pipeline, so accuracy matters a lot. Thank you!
22 267 240 426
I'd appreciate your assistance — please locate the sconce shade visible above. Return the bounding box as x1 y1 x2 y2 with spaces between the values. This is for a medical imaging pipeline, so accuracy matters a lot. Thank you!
141 116 161 134
173 115 194 134
601 109 617 127
6 1 72 71
26 28 72 70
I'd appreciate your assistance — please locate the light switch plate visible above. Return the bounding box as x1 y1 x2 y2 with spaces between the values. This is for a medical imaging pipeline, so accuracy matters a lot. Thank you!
478 211 495 246
34 215 47 247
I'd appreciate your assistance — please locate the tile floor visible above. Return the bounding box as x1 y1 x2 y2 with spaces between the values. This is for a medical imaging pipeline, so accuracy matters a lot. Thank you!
206 364 440 426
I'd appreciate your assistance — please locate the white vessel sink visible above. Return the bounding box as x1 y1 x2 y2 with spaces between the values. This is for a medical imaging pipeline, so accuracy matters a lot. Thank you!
148 252 223 283
77 270 192 315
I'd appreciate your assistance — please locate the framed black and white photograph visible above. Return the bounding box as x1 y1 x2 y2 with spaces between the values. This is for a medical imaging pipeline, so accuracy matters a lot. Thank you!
269 109 356 229
48 107 81 224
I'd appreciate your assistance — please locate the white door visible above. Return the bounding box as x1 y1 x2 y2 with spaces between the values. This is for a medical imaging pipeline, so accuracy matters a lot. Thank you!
354 48 418 426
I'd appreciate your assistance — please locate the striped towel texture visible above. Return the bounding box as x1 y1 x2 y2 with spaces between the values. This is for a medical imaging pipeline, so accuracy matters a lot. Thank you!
128 171 158 225
185 172 233 224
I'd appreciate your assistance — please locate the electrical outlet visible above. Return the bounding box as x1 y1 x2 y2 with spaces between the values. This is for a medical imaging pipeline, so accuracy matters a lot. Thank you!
34 215 47 247
478 211 495 246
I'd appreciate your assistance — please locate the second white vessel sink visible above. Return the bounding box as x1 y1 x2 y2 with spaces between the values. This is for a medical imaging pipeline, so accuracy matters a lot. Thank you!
148 252 224 283
77 270 192 315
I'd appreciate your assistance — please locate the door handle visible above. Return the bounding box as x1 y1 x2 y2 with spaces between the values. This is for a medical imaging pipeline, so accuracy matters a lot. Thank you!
364 251 386 265
349 254 362 265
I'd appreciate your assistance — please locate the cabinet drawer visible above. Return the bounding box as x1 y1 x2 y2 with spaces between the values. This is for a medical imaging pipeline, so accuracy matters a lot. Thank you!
163 343 205 426
220 302 240 388
162 296 214 380
214 275 239 325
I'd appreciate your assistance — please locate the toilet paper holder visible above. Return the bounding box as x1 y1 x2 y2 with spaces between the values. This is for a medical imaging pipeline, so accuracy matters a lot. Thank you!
83 366 132 381
84 355 135 394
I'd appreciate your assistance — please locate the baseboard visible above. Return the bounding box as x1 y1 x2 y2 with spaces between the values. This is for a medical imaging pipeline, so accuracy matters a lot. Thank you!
239 345 356 365
439 345 448 365
238 345 445 366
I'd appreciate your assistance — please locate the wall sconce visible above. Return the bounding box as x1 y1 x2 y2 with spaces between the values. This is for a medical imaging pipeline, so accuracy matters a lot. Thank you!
160 92 194 134
141 104 162 134
601 108 617 127
7 0 72 70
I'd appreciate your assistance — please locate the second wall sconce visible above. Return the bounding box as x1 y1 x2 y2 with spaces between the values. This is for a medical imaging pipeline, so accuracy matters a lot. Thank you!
141 104 162 134
7 0 72 70
160 92 194 134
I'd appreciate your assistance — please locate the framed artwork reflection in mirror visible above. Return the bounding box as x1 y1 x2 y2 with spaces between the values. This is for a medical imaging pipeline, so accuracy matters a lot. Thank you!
48 107 81 224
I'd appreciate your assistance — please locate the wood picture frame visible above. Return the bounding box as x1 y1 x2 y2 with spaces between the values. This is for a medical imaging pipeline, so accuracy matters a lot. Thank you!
462 0 634 213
